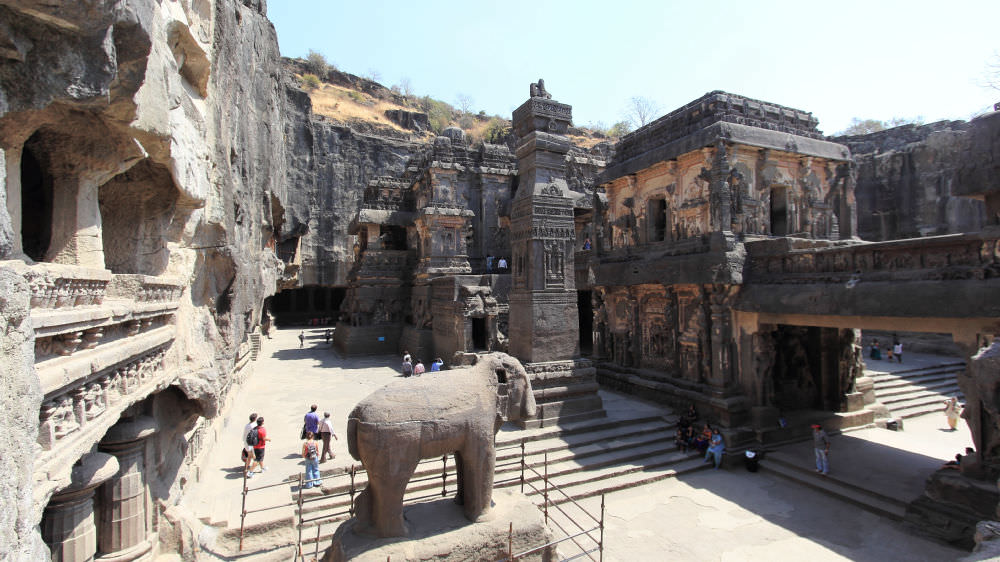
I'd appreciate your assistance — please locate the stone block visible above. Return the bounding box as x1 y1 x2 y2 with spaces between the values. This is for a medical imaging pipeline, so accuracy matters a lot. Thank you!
323 490 555 562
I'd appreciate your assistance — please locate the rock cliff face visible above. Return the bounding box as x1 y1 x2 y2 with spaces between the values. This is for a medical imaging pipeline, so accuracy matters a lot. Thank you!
282 82 422 287
835 121 989 241
0 0 293 558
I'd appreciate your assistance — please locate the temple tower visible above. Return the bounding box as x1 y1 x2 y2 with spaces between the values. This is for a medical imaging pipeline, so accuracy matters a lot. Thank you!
508 81 604 426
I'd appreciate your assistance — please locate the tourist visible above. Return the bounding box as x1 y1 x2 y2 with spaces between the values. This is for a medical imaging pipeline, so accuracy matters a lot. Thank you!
401 356 413 377
248 417 270 476
242 413 258 473
403 350 411 363
812 424 830 475
942 454 963 469
497 257 508 271
944 397 961 431
303 404 320 439
869 339 881 360
692 424 711 454
583 237 592 250
679 403 698 428
704 428 724 469
744 449 761 472
298 331 305 348
301 432 320 488
430 358 444 372
893 340 903 363
486 254 494 273
675 426 689 452
413 360 426 376
325 329 332 344
319 412 338 462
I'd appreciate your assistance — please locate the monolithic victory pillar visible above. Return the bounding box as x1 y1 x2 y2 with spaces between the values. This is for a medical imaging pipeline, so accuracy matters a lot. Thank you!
508 80 578 363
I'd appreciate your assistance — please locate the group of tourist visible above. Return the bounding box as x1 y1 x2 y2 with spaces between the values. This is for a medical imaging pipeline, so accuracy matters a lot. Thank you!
673 404 725 469
242 413 271 478
301 404 338 488
401 350 443 376
868 338 903 363
485 255 509 273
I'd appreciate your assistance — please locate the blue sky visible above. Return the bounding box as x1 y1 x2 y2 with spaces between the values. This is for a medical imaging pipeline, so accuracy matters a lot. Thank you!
267 1 998 135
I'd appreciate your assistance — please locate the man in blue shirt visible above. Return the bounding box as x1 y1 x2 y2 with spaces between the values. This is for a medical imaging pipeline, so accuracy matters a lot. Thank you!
304 404 320 438
430 358 444 372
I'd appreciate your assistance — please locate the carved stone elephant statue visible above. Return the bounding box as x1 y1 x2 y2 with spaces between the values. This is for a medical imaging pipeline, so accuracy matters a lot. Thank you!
346 352 536 537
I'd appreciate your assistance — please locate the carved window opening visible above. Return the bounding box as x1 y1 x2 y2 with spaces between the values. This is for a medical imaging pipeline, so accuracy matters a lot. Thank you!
770 186 788 236
20 144 53 262
648 198 667 242
471 317 488 351
379 225 407 250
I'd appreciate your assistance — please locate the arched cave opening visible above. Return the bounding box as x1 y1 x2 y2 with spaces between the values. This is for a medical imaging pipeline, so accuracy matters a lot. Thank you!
20 143 54 262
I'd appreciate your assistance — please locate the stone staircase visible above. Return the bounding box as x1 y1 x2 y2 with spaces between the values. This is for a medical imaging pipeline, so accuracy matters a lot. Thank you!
870 361 966 420
761 449 908 521
284 415 706 551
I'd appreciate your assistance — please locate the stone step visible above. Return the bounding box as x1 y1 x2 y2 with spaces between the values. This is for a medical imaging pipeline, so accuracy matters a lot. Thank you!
866 361 966 378
762 455 908 521
893 397 965 420
523 456 710 504
874 379 962 400
880 389 964 410
294 428 677 519
872 371 963 392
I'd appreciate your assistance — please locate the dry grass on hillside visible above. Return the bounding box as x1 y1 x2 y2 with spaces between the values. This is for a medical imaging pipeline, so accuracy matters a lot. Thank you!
567 133 608 150
305 80 429 137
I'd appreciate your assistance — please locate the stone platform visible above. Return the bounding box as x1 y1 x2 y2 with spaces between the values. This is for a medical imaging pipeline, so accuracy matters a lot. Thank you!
520 359 606 428
322 490 554 562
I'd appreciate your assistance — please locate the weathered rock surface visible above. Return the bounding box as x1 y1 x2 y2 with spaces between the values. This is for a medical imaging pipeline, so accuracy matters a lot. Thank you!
834 120 990 241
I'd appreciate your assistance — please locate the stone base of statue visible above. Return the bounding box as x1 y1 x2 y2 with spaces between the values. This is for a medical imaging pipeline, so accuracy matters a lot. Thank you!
322 490 555 562
520 359 606 429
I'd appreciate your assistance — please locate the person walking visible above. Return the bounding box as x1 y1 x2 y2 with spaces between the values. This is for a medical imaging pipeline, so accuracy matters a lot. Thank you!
497 257 508 271
298 331 305 348
248 417 270 476
301 432 321 488
413 359 426 376
944 397 962 431
319 412 338 462
812 424 830 475
893 340 903 363
703 428 725 469
242 413 258 474
303 404 320 439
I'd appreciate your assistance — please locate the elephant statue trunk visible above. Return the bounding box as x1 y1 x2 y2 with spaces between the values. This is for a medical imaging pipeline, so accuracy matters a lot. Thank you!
346 352 535 537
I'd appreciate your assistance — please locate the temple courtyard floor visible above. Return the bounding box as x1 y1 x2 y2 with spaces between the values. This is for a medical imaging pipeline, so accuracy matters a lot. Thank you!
185 327 972 560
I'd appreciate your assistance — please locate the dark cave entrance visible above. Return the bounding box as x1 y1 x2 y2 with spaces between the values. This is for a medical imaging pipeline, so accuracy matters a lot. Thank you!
20 145 53 262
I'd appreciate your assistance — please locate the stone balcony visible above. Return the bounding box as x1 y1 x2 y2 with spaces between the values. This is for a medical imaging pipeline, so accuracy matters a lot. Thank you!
7 263 186 503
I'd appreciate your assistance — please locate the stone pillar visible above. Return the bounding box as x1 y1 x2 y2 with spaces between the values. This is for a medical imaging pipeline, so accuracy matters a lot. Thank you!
42 452 119 562
96 416 157 561
508 85 578 363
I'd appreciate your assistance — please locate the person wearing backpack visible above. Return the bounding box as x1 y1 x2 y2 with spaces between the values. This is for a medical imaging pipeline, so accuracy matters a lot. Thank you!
242 413 258 475
247 417 270 477
301 431 321 488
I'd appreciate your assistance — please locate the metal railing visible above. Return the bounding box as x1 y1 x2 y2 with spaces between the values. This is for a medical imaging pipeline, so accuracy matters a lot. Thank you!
238 440 604 562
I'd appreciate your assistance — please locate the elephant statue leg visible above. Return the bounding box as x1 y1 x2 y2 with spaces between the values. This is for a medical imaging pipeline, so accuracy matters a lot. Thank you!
459 440 496 522
368 456 420 537
453 450 466 506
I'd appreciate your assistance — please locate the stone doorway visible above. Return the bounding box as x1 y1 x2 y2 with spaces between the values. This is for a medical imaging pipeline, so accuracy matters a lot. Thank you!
770 186 788 236
471 317 488 351
20 143 53 262
578 290 593 354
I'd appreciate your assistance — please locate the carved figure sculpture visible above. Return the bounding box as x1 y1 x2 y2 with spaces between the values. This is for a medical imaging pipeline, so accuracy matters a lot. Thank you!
347 352 537 537
529 79 551 99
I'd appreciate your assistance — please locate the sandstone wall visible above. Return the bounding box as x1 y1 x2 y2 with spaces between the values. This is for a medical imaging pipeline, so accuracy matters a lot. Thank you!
835 121 989 241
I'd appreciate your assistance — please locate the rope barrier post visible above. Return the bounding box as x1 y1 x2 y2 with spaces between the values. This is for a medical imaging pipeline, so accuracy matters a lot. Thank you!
599 493 605 562
441 454 448 497
543 452 549 525
296 473 304 559
508 522 513 562
520 440 525 494
239 467 248 551
315 522 321 560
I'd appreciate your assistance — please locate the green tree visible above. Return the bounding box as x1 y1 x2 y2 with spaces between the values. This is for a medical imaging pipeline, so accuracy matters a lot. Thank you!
483 118 511 144
304 49 331 77
608 120 633 139
838 116 924 136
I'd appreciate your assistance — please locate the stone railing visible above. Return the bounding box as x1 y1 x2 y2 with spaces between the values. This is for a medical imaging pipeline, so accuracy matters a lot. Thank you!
20 263 112 310
745 232 1000 284
16 266 186 463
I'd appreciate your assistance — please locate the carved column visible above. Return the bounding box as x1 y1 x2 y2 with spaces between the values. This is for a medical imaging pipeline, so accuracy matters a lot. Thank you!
42 452 119 562
508 90 578 363
96 416 157 561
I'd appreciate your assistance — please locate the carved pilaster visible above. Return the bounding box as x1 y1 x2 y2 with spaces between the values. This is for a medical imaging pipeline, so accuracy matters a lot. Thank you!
42 452 119 562
97 417 157 561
